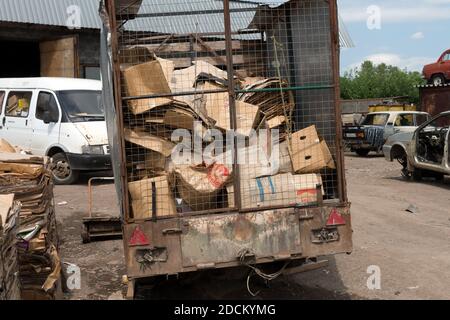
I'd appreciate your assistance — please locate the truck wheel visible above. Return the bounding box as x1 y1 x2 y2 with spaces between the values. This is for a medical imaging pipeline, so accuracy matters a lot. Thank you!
355 149 370 157
431 74 445 86
51 152 79 185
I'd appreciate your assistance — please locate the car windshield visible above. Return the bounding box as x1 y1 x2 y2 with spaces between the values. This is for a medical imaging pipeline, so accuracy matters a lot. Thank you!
57 90 104 122
361 114 389 126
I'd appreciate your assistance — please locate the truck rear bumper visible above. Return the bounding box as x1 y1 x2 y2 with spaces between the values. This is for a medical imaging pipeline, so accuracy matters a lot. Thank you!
122 203 352 280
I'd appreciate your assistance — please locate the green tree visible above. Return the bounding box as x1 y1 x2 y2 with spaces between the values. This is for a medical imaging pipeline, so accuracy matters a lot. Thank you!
340 61 425 104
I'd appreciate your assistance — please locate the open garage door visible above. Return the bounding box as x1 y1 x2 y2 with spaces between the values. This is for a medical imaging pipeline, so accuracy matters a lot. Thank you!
40 36 79 78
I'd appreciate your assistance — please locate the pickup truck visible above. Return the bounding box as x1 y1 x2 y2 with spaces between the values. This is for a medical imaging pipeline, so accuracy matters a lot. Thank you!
384 111 450 180
422 49 450 86
344 111 430 156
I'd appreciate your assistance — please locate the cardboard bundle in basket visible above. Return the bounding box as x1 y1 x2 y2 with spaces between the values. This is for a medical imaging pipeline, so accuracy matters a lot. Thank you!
121 52 336 214
237 77 294 127
289 125 336 174
0 195 21 300
0 152 61 300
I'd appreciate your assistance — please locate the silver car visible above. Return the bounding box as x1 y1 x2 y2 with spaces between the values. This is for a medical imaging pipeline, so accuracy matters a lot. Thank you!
384 111 450 180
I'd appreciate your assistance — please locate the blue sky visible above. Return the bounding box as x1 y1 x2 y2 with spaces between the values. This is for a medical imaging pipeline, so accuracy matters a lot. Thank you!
338 0 450 74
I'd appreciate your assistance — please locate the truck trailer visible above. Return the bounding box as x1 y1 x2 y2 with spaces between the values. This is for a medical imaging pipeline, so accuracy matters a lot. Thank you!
100 0 353 298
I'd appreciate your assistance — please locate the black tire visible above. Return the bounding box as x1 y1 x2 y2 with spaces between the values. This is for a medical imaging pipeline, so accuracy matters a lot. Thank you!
355 149 370 157
50 152 79 185
434 173 445 181
431 74 445 86
412 168 423 181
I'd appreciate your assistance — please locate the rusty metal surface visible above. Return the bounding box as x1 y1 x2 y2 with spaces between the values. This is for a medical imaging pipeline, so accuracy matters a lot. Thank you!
102 0 352 282
122 203 351 280
419 86 450 116
180 209 302 267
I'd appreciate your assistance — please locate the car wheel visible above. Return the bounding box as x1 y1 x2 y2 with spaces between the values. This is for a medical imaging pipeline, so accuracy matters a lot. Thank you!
412 168 423 181
434 173 445 181
431 74 445 86
50 152 79 185
355 149 370 157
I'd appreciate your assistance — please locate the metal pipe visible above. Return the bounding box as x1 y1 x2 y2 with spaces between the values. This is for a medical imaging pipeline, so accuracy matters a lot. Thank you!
223 0 242 211
122 85 334 102
236 84 335 94
122 88 229 101
87 177 115 218
125 7 259 19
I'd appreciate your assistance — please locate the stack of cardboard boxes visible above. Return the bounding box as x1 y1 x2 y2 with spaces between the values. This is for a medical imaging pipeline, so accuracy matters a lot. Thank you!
0 152 60 300
121 51 336 218
0 195 21 300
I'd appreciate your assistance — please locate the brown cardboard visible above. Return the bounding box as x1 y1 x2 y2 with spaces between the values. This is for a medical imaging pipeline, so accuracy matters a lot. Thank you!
289 125 335 174
199 82 259 136
0 139 16 153
240 173 323 209
122 57 174 115
124 128 175 157
174 163 232 211
128 176 177 219
290 125 320 150
291 140 336 174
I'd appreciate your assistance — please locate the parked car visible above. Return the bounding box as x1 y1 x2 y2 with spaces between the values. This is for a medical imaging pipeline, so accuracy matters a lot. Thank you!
384 111 450 180
0 78 111 184
344 111 430 156
408 111 450 180
383 131 416 177
422 49 450 86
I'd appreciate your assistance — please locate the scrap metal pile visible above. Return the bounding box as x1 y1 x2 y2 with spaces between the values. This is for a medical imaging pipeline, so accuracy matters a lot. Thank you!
121 52 336 218
0 195 21 300
0 152 60 300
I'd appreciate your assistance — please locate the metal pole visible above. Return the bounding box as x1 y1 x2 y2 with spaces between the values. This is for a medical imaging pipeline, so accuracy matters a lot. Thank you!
223 0 242 211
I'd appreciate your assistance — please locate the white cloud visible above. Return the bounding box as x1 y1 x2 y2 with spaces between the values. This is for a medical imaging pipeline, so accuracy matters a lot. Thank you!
411 32 425 40
339 0 450 23
345 53 433 72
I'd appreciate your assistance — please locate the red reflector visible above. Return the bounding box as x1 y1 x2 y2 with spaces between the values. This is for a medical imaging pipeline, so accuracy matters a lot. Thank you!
326 209 346 226
129 226 150 246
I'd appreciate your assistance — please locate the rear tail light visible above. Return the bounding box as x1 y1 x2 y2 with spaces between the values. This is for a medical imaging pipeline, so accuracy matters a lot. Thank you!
357 132 365 138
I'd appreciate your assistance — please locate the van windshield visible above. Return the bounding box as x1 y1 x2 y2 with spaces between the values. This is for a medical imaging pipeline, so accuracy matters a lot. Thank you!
57 90 104 122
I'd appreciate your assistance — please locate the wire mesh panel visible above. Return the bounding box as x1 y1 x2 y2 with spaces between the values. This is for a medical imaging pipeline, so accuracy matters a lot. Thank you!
113 0 342 221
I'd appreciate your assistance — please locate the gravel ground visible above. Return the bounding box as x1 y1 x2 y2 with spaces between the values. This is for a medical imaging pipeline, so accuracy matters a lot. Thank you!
55 155 450 300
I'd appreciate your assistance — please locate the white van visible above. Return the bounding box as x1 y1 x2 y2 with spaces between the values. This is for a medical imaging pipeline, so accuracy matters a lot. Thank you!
0 78 111 184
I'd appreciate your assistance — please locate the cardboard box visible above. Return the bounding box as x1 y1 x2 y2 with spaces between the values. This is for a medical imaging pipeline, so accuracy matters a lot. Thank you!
122 57 174 115
174 163 232 212
199 81 259 136
124 128 175 157
128 176 177 219
290 125 335 174
0 139 16 153
240 173 323 209
291 140 335 174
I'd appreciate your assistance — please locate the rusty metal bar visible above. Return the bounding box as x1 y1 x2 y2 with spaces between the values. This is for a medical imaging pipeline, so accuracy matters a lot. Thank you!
122 88 229 101
329 0 347 203
87 177 116 218
223 0 242 211
107 0 131 222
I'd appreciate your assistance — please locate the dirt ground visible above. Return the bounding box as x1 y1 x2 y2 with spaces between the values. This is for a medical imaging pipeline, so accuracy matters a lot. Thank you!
55 155 450 300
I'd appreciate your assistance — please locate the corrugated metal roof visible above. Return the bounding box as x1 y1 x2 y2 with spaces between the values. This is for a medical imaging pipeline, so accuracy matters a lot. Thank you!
0 0 101 29
0 0 353 46
123 0 259 39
